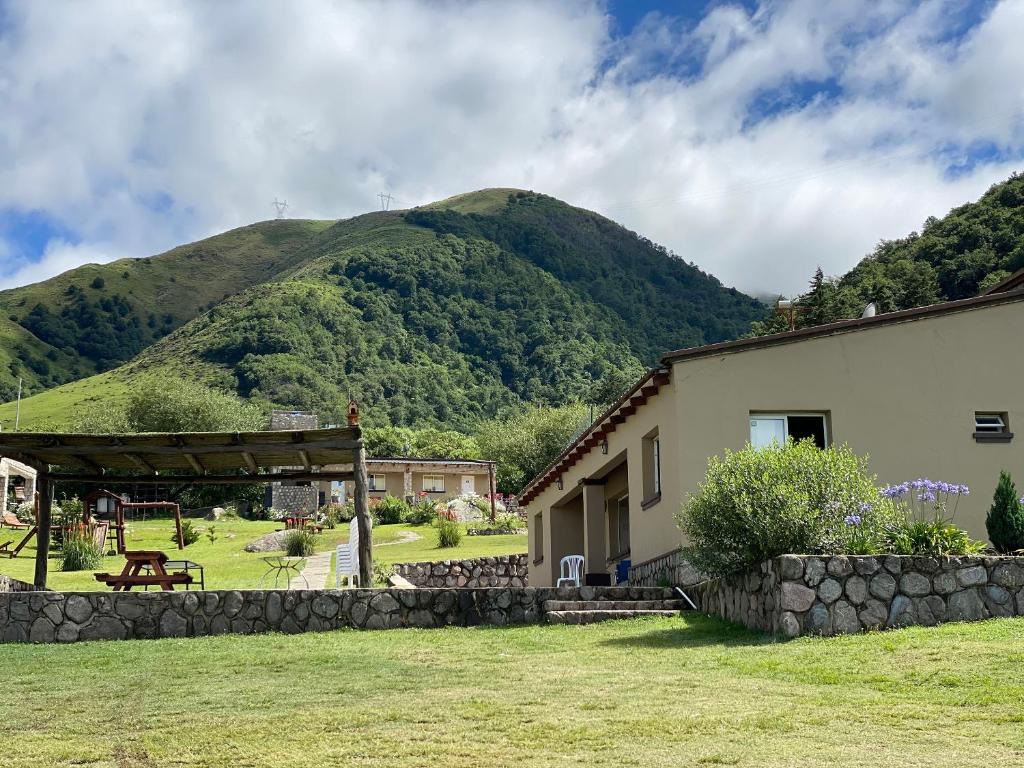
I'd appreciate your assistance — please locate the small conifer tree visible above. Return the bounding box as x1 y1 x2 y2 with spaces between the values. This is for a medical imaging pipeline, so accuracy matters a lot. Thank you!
986 471 1024 554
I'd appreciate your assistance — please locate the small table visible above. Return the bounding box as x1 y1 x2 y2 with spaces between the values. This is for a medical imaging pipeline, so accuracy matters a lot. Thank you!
260 556 308 589
141 559 205 591
95 551 193 592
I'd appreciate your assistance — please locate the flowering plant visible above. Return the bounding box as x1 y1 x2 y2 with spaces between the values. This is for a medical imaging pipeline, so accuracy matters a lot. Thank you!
880 478 984 556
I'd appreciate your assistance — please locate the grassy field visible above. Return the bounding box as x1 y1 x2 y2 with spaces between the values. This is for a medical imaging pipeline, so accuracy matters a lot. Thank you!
3 614 1023 767
0 516 526 590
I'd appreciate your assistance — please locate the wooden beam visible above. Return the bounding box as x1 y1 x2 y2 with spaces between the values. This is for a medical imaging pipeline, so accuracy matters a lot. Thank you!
298 450 313 471
46 470 357 485
126 453 157 474
34 479 53 590
183 453 206 475
0 438 360 459
241 452 259 474
352 439 373 587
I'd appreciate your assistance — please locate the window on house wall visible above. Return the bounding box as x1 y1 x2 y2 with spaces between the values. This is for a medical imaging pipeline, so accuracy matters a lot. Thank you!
642 431 661 506
750 413 828 449
368 474 385 491
615 494 630 557
533 512 544 563
423 474 445 492
974 412 1013 442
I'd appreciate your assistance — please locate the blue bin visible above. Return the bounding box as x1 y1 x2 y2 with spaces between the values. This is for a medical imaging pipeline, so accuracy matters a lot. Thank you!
615 559 632 585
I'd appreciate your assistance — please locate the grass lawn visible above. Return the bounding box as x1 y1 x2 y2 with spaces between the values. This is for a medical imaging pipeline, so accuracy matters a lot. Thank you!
3 615 1023 766
0 516 526 590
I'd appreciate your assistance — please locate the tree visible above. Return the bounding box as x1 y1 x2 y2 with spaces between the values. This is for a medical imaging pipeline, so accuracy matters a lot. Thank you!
474 402 589 493
986 471 1024 554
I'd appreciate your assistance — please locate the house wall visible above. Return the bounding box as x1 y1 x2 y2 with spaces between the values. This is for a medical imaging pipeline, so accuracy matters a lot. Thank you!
337 469 492 503
527 299 1024 587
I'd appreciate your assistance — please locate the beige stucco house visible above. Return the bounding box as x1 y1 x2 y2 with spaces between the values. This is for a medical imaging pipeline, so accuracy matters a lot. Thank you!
523 281 1024 588
331 457 497 504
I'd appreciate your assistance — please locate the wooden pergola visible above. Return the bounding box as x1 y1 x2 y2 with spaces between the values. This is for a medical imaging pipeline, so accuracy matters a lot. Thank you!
0 411 371 590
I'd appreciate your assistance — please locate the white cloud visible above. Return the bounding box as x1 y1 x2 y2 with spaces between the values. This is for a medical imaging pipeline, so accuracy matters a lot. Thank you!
0 0 1021 296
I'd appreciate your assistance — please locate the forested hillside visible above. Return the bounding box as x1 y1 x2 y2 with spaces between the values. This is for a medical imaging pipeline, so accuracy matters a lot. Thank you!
0 189 764 431
752 172 1024 334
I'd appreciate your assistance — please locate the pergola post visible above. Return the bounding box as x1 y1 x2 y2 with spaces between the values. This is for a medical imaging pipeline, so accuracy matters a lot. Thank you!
488 462 497 523
353 439 373 586
34 476 54 590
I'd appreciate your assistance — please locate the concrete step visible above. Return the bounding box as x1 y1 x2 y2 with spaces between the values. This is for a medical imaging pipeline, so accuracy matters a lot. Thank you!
543 599 688 612
547 609 680 625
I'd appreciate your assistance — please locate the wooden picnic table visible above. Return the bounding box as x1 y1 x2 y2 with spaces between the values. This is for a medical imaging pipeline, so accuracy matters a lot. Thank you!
95 550 193 592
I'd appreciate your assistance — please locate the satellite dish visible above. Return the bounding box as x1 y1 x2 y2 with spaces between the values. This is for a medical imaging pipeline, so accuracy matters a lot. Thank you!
861 302 878 319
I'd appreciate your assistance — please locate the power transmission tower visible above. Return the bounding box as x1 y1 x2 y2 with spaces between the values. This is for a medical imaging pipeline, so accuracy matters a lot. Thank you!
272 198 289 219
377 192 394 211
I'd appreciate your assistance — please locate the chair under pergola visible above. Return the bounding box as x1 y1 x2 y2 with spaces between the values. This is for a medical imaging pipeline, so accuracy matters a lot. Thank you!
0 404 373 590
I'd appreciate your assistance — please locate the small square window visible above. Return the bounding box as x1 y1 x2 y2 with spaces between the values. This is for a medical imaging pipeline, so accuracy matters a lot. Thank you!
422 474 445 493
974 412 1012 443
368 474 386 491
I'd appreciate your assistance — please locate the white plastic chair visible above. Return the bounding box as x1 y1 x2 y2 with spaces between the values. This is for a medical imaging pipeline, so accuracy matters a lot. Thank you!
556 555 584 587
335 516 371 588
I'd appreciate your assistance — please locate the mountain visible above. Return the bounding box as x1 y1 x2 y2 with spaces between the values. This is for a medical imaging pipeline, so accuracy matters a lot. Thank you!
0 189 764 431
751 171 1024 334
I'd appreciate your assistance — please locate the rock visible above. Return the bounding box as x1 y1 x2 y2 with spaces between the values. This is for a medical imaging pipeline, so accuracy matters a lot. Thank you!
832 600 860 634
983 585 1013 617
932 572 957 595
886 595 915 628
844 576 867 605
869 573 897 601
827 557 853 578
182 593 200 616
222 592 244 618
948 589 987 621
79 617 128 642
957 566 987 587
913 595 945 625
56 622 80 643
243 531 291 553
778 611 801 638
803 559 826 587
777 555 804 580
205 507 225 521
805 603 831 634
817 578 843 604
780 582 816 612
991 563 1024 589
29 617 55 643
65 595 93 625
159 610 188 638
350 601 368 627
369 592 400 614
312 594 339 619
852 557 881 576
900 573 931 597
266 593 282 624
883 556 903 575
859 599 888 630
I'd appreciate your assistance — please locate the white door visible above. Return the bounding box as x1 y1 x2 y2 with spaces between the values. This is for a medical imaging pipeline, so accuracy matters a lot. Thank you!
461 475 475 494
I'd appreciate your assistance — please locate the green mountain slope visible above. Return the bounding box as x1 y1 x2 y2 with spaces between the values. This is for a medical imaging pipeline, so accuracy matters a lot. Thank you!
0 219 333 400
0 189 764 430
752 171 1024 334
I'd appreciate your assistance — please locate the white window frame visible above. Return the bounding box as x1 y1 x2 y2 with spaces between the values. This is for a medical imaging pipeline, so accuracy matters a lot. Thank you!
652 437 661 496
368 474 386 492
422 474 445 493
974 413 1007 433
750 413 829 449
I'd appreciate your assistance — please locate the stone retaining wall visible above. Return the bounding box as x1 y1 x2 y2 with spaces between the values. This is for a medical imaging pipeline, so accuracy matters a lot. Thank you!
392 554 529 587
0 575 36 593
0 585 675 644
628 549 704 588
694 554 1024 637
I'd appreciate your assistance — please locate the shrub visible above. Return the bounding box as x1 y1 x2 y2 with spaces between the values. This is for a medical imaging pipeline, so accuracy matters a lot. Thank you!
60 529 103 572
284 529 317 557
177 520 200 547
373 562 395 587
881 479 985 556
678 440 897 576
372 495 410 525
986 471 1024 553
405 498 439 525
437 518 462 548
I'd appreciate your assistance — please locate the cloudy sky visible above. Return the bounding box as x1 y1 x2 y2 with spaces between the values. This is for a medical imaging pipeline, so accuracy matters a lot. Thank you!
0 0 1022 296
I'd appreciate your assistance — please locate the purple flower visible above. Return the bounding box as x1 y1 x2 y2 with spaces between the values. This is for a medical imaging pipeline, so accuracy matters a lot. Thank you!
844 514 862 526
858 502 873 513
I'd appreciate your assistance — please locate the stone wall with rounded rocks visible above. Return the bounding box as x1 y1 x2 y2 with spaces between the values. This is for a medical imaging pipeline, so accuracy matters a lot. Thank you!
694 555 1024 637
0 585 675 644
0 575 35 593
628 549 704 588
392 554 529 587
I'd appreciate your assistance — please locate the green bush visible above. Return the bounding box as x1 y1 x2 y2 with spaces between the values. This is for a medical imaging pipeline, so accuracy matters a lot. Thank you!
284 529 317 557
60 530 103 572
678 440 897 576
437 519 462 548
405 498 440 525
986 471 1024 553
372 495 410 525
177 520 200 547
886 518 985 556
880 479 985 556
